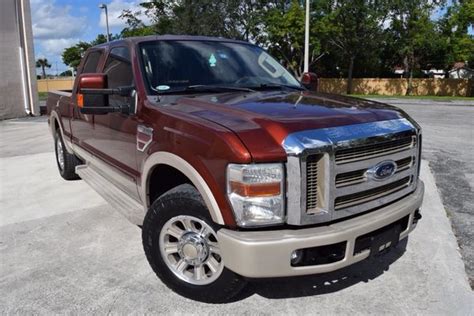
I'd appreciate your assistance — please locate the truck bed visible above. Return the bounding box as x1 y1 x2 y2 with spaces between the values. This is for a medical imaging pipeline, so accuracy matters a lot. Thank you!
46 90 72 116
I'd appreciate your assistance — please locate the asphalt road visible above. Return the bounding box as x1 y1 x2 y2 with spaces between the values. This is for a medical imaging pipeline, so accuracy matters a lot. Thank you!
370 98 474 287
1 107 473 314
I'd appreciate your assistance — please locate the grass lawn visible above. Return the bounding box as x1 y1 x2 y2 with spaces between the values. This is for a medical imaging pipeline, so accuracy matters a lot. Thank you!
350 94 474 101
38 92 48 101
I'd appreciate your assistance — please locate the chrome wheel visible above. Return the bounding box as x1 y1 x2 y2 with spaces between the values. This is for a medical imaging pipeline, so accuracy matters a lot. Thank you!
56 138 65 171
159 215 224 285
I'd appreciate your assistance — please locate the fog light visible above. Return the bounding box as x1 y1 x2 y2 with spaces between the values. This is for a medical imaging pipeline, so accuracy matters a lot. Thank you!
290 250 303 266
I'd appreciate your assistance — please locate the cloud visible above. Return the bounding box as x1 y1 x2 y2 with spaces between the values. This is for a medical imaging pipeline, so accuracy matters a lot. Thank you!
30 0 87 40
30 0 88 68
39 38 80 56
99 0 151 28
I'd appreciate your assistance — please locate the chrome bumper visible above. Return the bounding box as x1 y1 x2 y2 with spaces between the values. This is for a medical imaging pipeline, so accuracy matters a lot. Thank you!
217 181 424 278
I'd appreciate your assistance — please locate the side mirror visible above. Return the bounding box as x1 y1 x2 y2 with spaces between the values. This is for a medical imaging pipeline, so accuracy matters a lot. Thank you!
77 74 109 114
77 74 131 115
301 72 318 91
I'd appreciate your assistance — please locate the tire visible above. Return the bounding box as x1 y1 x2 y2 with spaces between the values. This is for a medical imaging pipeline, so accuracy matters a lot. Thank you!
54 130 81 180
142 184 246 303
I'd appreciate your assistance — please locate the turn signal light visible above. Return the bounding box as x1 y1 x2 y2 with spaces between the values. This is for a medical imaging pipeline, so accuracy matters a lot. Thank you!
229 181 281 197
77 94 84 108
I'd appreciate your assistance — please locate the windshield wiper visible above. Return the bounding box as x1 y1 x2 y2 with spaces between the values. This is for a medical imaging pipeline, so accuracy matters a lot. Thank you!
249 83 304 91
186 85 256 92
158 84 255 94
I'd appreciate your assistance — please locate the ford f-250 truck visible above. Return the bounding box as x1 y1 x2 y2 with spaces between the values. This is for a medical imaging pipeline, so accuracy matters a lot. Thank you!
48 35 424 303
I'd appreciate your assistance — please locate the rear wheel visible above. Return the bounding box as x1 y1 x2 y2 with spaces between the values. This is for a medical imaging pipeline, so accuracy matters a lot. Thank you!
142 184 246 303
54 130 81 180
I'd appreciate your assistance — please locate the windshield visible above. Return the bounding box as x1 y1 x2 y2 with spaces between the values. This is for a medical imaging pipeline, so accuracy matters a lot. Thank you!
139 40 301 94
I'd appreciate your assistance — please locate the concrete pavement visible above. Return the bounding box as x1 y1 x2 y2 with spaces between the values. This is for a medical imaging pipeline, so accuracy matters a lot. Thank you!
370 98 474 287
367 97 474 107
0 117 473 314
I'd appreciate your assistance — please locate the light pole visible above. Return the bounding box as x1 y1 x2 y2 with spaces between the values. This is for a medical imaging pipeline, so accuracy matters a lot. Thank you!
99 3 110 42
303 0 310 73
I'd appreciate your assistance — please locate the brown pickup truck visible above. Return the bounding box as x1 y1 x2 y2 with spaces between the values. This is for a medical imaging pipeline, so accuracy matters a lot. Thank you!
48 35 424 303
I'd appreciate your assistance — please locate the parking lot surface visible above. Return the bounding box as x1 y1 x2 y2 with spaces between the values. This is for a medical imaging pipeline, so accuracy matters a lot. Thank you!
371 98 474 287
1 108 473 314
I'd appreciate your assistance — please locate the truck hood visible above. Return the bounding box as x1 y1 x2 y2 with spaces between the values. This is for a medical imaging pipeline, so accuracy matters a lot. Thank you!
168 91 407 161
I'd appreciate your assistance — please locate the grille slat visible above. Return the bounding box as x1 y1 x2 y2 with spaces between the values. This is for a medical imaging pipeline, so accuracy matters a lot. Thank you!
335 136 415 164
306 155 320 211
335 176 412 210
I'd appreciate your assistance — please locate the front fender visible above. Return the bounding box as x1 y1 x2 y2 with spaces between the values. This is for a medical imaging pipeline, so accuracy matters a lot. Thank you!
141 151 227 225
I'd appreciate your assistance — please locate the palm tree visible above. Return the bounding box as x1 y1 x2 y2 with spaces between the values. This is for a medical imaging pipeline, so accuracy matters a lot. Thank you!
36 58 51 79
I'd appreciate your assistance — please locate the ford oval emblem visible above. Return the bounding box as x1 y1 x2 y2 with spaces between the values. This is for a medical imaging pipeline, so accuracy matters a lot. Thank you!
367 160 397 181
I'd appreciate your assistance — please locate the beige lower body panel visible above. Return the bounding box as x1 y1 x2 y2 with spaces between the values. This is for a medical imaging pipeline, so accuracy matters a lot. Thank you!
217 181 424 278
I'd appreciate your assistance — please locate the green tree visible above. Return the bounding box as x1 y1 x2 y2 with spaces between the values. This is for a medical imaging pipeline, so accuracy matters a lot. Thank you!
439 0 474 67
315 0 390 93
227 0 269 42
90 34 109 45
263 0 322 78
119 9 156 37
35 58 51 79
59 70 72 77
62 41 91 70
387 0 445 95
121 0 268 41
171 0 240 37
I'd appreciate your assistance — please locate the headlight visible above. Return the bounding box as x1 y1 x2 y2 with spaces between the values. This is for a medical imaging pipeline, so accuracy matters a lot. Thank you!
227 163 285 227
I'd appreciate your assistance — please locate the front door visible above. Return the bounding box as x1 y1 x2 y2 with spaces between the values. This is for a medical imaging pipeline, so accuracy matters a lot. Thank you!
91 46 140 199
70 50 104 153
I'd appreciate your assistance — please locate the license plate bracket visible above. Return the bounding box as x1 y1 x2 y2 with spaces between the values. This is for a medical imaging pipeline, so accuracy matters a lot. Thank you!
369 224 402 257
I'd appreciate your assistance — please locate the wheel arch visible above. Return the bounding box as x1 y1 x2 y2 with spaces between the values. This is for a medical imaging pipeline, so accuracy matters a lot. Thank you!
49 111 61 136
142 152 226 225
49 110 74 154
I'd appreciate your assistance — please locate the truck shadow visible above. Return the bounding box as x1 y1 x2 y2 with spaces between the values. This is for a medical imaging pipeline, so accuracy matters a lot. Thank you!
235 238 408 301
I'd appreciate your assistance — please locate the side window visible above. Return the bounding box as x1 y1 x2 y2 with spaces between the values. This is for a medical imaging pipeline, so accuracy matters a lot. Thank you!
103 47 133 107
82 51 102 74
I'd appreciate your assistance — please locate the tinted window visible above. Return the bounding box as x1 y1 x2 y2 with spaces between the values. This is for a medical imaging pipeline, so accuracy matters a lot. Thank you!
104 47 133 107
82 51 102 73
139 40 301 94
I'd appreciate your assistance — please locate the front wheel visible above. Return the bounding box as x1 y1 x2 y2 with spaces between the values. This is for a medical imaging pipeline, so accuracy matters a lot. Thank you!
142 184 246 303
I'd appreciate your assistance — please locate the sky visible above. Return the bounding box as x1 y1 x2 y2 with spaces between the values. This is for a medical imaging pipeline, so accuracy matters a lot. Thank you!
31 0 148 75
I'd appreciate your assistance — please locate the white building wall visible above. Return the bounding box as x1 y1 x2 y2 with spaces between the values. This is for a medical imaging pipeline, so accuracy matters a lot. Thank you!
0 0 39 120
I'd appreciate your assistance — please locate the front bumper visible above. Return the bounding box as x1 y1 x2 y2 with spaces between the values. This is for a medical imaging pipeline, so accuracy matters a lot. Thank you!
217 181 424 278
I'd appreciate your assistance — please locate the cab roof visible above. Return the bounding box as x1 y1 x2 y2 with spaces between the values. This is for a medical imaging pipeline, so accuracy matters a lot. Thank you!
92 35 252 49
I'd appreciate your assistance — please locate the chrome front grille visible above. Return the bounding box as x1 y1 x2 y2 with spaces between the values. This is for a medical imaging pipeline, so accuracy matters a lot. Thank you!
283 118 421 226
331 130 418 219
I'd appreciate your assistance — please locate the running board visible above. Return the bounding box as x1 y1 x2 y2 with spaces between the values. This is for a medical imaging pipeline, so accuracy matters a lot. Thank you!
76 164 145 225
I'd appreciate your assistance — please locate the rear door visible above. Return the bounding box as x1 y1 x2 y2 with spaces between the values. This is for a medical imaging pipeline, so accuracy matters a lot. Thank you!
70 50 104 153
